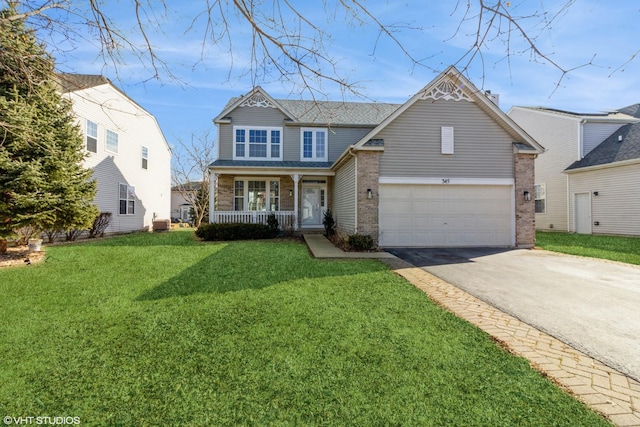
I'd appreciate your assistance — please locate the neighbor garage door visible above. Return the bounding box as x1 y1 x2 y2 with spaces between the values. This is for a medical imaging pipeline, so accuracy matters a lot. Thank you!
379 184 513 247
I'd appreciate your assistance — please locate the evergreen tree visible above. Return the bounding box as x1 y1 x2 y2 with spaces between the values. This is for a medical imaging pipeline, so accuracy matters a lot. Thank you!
0 6 97 251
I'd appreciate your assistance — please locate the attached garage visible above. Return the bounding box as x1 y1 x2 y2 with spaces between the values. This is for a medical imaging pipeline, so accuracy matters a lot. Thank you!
379 183 514 247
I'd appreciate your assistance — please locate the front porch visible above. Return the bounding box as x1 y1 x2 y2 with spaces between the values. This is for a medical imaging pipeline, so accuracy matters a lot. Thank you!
212 210 297 230
210 173 331 231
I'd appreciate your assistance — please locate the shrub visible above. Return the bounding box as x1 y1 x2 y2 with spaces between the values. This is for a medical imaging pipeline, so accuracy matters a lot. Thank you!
43 229 60 244
14 226 38 246
89 212 112 238
195 222 278 241
266 213 279 236
65 229 85 241
323 209 336 237
347 234 375 251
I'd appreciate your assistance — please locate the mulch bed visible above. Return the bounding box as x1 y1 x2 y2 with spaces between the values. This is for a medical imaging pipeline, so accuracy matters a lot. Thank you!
0 246 46 268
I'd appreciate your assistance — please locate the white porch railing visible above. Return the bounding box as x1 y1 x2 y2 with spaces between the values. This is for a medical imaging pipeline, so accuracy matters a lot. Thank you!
212 211 297 230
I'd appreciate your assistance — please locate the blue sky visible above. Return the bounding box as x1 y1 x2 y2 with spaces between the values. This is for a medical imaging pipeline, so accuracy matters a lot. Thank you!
48 1 640 156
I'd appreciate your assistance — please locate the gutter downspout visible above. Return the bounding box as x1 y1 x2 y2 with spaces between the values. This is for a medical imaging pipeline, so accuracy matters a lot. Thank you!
347 148 358 234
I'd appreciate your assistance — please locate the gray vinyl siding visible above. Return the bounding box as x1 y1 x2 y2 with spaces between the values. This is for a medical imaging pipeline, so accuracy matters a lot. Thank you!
332 156 356 234
582 123 625 157
509 107 580 231
218 106 289 160
328 128 373 161
218 104 374 162
377 99 514 179
568 163 640 236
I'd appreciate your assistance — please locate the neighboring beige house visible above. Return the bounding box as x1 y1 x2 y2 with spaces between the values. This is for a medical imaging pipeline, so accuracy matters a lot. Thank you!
59 74 172 233
508 105 639 234
209 66 543 247
171 182 202 223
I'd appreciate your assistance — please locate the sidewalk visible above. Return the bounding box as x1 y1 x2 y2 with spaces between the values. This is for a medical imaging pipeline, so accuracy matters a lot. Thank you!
303 233 395 259
304 234 640 427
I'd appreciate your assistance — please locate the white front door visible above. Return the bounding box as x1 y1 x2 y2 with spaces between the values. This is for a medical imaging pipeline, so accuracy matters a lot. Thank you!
302 186 325 226
574 193 592 234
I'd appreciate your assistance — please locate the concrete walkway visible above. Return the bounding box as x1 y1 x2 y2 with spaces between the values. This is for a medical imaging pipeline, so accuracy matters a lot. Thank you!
303 234 395 259
304 234 640 427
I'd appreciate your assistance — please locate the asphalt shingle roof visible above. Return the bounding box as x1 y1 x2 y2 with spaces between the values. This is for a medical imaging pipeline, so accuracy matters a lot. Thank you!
57 74 112 93
618 103 640 118
566 121 640 170
225 96 400 126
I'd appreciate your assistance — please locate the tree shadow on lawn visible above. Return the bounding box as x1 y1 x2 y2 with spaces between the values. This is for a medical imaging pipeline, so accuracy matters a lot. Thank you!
135 242 386 301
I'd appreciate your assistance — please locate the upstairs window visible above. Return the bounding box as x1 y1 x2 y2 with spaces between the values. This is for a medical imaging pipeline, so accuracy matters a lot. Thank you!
233 126 282 160
106 129 119 154
119 183 135 215
86 120 98 153
301 128 327 161
141 146 148 169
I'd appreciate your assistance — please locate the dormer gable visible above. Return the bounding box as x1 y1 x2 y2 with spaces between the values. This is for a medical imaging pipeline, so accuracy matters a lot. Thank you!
213 86 296 124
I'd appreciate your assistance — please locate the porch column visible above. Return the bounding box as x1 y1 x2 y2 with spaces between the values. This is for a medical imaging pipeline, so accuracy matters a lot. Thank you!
291 173 301 231
209 173 218 223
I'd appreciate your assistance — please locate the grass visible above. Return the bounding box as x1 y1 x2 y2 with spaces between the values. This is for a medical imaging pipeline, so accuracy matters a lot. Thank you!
536 231 640 265
0 231 611 426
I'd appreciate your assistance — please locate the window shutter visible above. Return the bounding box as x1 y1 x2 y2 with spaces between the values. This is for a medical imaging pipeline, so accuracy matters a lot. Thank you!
441 126 454 154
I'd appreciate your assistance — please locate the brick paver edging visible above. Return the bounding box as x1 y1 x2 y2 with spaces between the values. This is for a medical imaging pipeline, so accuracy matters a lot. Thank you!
381 257 640 427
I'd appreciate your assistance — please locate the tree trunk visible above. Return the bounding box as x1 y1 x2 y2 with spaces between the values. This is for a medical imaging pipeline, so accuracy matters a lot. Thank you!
0 238 7 254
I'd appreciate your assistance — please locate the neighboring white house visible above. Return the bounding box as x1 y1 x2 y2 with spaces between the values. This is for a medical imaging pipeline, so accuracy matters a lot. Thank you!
59 74 172 233
171 182 203 223
508 106 639 234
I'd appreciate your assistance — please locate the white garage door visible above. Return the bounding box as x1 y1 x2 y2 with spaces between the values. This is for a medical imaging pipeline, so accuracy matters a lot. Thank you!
379 184 513 247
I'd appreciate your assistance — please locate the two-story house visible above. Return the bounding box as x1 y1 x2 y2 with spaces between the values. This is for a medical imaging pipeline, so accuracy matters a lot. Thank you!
210 66 543 247
59 74 172 234
508 106 639 235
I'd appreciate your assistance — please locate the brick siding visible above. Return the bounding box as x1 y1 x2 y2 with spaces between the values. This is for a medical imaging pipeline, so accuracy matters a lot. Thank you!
514 153 536 247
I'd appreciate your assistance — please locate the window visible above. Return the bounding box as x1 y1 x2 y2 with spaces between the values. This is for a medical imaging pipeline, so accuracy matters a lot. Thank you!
141 146 148 169
441 126 454 154
234 179 280 211
119 183 135 215
534 184 546 214
106 129 119 154
233 126 282 160
300 128 328 161
234 180 245 210
86 120 97 153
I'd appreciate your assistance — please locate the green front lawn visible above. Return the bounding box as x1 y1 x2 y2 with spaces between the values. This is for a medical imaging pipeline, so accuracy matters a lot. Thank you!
0 231 610 426
536 231 640 265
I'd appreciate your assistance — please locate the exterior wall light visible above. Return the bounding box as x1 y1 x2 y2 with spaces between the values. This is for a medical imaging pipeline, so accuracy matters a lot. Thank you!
367 189 373 199
523 190 531 201
289 190 293 197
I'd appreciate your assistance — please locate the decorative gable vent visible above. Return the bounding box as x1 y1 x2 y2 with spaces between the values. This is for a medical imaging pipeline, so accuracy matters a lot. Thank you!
422 78 473 102
239 93 276 108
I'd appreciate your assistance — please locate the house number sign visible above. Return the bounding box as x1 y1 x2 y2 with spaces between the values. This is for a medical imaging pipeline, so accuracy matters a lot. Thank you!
441 179 450 184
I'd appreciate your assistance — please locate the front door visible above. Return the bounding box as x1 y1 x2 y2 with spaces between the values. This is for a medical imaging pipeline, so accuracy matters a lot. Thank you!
574 193 592 234
302 186 326 227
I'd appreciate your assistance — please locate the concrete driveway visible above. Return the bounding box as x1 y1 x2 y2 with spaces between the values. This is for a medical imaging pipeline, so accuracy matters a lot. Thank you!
386 247 640 382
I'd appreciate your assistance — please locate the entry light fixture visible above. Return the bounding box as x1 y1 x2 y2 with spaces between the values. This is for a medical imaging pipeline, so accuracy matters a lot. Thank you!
367 189 373 199
523 190 531 201
289 190 293 197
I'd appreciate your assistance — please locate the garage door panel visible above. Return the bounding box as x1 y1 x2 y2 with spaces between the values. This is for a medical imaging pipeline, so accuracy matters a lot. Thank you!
379 184 513 247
